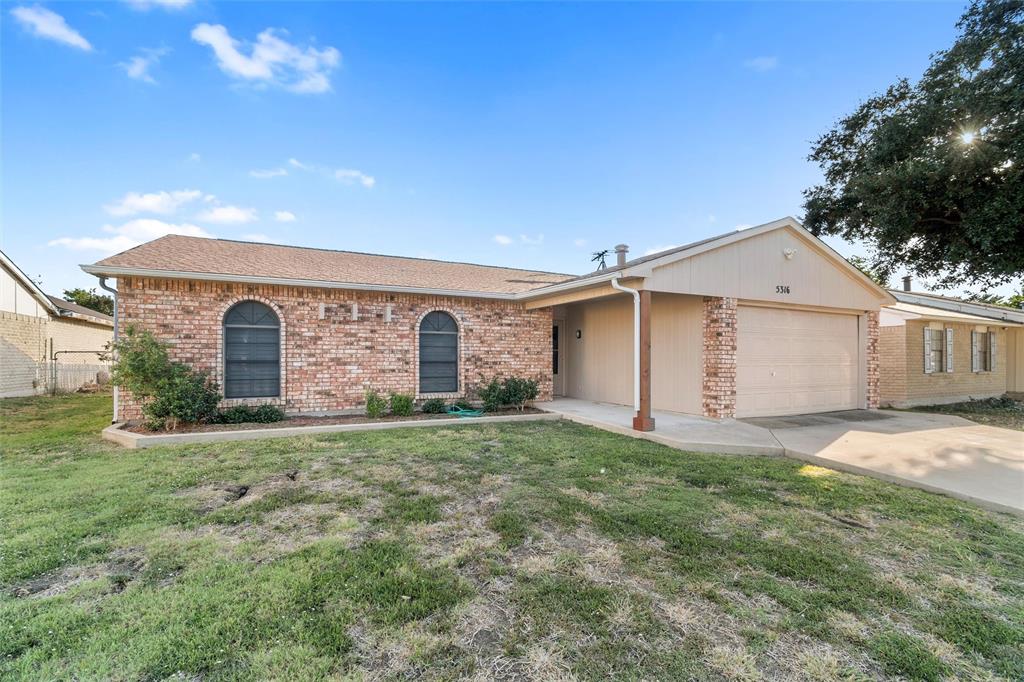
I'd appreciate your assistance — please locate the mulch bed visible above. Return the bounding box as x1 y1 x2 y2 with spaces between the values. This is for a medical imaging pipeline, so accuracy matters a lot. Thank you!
123 406 545 434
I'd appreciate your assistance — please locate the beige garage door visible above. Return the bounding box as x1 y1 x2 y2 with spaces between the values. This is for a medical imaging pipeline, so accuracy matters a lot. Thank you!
737 306 859 418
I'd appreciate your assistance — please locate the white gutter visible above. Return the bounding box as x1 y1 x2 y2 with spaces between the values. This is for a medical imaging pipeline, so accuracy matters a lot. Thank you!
610 274 640 414
97 277 119 424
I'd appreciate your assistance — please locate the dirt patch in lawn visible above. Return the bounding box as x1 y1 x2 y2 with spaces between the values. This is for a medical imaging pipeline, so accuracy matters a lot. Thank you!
9 548 146 599
123 407 547 434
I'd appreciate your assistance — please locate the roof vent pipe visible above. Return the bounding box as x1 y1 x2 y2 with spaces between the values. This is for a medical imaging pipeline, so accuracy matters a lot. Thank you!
902 275 912 292
615 244 629 267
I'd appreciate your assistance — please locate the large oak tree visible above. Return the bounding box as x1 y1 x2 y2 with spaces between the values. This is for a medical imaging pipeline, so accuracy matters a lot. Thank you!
804 0 1023 289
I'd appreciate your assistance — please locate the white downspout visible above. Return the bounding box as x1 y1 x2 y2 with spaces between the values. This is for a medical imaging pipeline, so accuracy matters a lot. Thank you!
610 274 640 414
98 276 119 424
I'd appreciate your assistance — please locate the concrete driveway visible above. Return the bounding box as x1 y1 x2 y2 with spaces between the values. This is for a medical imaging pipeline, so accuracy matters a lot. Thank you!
542 399 1023 516
745 410 1024 516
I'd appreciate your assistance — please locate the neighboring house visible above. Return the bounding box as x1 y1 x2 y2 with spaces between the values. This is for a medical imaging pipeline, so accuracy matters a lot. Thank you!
82 217 894 427
1 249 113 398
878 287 1024 407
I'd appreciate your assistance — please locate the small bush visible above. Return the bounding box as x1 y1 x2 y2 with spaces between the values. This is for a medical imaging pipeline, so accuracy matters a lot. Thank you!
365 389 388 418
144 364 221 430
389 393 414 417
477 377 505 412
421 398 447 414
475 376 540 412
111 326 221 430
216 404 285 424
453 398 472 410
502 377 539 411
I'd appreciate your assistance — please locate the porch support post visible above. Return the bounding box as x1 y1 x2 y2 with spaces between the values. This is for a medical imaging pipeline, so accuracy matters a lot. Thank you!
632 289 655 431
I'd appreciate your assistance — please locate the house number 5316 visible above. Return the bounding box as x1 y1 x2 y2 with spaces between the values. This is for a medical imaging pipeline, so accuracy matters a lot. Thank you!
776 285 791 294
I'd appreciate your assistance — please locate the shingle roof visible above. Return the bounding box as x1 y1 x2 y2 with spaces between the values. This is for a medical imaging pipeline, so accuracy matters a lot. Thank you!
91 235 575 295
47 295 114 324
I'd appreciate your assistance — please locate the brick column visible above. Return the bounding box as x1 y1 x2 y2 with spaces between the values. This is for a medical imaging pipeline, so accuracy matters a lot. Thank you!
702 297 737 419
866 311 880 409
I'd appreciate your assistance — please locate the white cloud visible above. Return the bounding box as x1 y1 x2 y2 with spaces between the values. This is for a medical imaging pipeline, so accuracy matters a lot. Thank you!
274 210 296 222
187 152 201 162
10 5 92 51
334 169 375 188
249 167 288 179
242 233 272 243
734 223 753 231
123 0 193 9
195 204 258 224
573 238 588 247
288 157 310 170
49 219 212 253
120 46 171 84
743 56 779 72
519 234 544 246
104 189 203 216
644 244 680 256
190 23 341 94
493 235 513 246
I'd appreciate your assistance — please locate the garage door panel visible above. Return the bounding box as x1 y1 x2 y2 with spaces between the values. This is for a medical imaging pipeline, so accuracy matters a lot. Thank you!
737 307 859 417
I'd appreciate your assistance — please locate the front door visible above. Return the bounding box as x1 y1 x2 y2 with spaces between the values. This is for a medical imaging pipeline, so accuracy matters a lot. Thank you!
552 321 565 396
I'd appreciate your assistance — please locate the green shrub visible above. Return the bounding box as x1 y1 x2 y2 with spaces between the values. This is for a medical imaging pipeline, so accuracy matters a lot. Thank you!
475 376 540 412
453 398 472 410
421 398 447 414
477 377 505 412
143 364 221 430
389 393 414 417
502 377 539 411
111 325 221 430
216 404 286 424
365 389 388 418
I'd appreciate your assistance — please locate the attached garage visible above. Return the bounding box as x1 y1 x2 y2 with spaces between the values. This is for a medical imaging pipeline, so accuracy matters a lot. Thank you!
736 306 860 417
523 217 894 427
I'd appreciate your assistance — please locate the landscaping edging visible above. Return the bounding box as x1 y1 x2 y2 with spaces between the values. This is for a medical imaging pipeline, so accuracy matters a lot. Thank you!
102 412 561 449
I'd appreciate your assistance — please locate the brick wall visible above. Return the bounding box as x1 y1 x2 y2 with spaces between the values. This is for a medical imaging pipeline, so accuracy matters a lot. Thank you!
878 324 906 407
701 296 737 419
880 319 1008 407
116 277 553 420
865 311 880 409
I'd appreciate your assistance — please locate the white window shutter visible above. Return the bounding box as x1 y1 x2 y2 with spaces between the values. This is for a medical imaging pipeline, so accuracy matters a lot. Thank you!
945 328 953 373
924 327 933 374
971 331 979 372
989 331 996 371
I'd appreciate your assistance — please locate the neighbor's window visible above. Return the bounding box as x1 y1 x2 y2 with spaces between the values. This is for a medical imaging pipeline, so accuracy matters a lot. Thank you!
223 301 281 399
927 328 945 373
419 311 458 393
976 331 992 372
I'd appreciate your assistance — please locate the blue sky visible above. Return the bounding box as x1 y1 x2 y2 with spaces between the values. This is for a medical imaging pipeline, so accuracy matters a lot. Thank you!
5 0 999 298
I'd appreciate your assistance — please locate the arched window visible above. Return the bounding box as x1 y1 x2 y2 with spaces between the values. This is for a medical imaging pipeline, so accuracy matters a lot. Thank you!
223 301 280 399
419 311 458 393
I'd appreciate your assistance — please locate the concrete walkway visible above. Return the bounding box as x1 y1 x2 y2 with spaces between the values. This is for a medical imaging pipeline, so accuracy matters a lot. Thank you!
539 398 1024 516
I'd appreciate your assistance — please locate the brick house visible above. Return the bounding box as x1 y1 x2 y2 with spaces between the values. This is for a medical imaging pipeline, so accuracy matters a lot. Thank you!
83 217 895 428
878 287 1024 407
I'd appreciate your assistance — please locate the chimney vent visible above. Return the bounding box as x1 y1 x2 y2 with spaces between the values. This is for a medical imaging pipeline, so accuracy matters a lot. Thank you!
902 275 912 292
614 244 629 267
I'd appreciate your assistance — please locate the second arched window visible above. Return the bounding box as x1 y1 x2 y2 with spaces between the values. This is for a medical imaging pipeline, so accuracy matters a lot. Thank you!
419 311 458 393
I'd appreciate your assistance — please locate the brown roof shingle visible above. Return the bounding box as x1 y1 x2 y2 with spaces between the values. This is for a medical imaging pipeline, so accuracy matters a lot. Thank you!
91 235 575 295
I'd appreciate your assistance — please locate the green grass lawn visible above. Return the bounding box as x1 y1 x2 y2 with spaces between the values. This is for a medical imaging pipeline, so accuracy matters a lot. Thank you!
3 394 1023 681
906 395 1024 431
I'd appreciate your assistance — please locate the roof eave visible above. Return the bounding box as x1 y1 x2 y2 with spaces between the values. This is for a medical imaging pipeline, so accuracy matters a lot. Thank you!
80 264 522 300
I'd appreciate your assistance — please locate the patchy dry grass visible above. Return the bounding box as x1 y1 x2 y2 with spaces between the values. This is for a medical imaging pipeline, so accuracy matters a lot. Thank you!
3 394 1024 680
